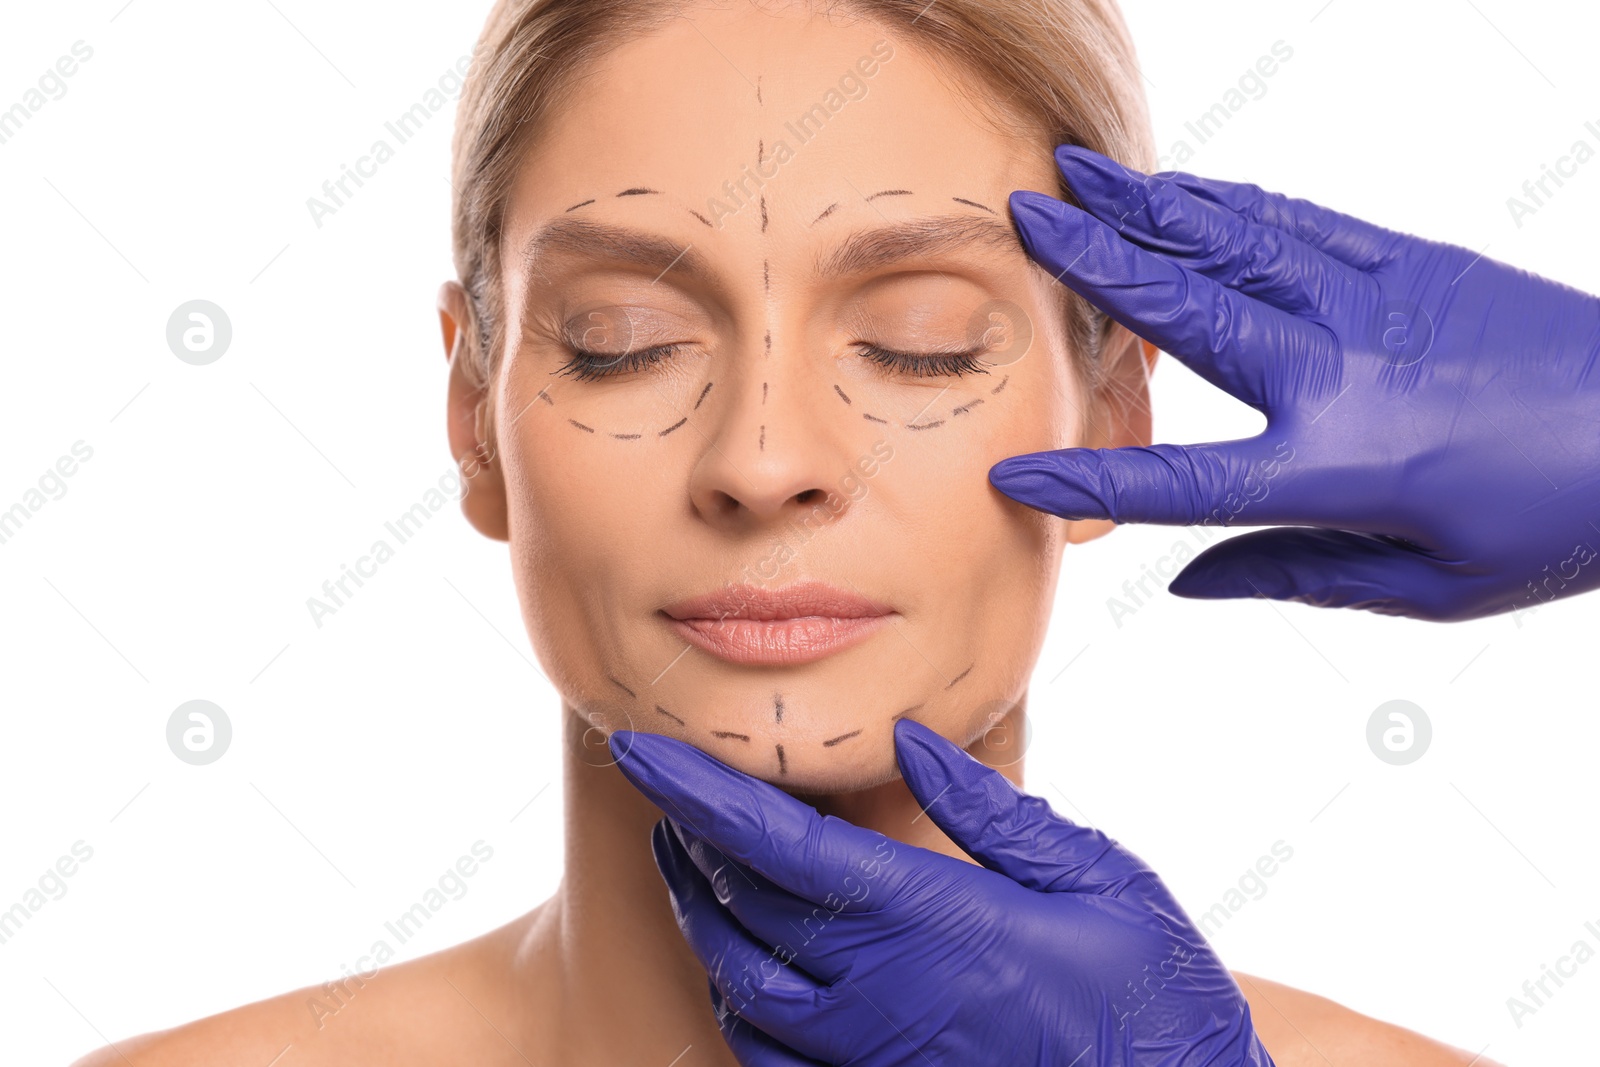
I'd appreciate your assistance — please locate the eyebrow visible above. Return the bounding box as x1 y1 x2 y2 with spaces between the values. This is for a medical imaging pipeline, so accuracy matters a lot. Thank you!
519 211 1023 287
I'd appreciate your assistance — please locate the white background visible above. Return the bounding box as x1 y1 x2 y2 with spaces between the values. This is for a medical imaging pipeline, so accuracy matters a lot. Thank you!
2 1 1596 1064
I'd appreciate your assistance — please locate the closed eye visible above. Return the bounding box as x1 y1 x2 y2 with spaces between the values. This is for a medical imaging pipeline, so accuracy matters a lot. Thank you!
855 342 991 378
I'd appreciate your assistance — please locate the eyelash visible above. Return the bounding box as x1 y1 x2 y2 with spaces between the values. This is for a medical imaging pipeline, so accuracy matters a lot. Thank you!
554 344 682 382
555 342 990 381
855 342 991 378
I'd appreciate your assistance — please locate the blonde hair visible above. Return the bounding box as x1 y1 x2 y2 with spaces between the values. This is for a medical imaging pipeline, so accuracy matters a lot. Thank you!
449 0 1154 433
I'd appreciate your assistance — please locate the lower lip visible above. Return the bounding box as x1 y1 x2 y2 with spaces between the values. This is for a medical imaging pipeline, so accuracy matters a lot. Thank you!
666 614 892 666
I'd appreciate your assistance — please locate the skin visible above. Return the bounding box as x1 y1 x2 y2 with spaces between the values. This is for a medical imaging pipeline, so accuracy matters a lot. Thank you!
73 3 1497 1065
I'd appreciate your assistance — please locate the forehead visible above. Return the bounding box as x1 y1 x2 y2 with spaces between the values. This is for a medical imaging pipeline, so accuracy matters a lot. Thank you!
504 2 1055 260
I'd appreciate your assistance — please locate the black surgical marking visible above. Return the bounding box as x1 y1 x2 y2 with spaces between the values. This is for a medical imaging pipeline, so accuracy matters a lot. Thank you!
569 419 596 433
689 209 713 228
611 432 642 440
607 675 637 699
756 75 762 105
907 419 945 431
659 417 688 436
565 199 596 212
944 663 974 690
758 139 764 164
952 197 996 214
763 260 769 293
990 375 1010 395
866 189 913 201
812 203 840 224
617 187 659 197
536 389 554 405
759 425 766 451
655 704 686 726
774 694 784 723
775 744 787 774
694 381 714 409
891 703 925 721
833 384 852 405
951 398 984 415
762 382 769 404
862 412 888 424
712 730 751 742
760 195 768 233
822 729 862 747
764 331 771 357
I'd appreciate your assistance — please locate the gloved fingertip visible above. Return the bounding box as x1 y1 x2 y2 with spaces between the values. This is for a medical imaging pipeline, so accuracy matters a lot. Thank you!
988 452 1111 520
1008 189 1073 250
1168 561 1278 600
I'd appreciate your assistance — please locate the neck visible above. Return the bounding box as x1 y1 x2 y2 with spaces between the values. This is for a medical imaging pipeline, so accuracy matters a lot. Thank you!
535 701 1028 1063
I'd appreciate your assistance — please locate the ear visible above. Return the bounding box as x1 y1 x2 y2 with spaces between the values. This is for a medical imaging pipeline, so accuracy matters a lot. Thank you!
440 281 509 542
1063 329 1159 546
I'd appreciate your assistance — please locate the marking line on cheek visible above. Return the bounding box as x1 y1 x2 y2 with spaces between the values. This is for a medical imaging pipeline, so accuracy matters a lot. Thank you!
659 417 689 437
990 375 1009 395
607 675 637 699
712 730 751 742
944 663 974 690
890 703 925 722
760 195 768 233
775 744 787 775
759 425 765 451
774 693 784 723
655 705 686 726
694 381 714 409
569 419 596 433
611 432 642 440
821 729 862 747
906 419 944 431
863 412 888 424
907 384 952 425
762 382 768 404
833 384 852 405
690 209 713 228
951 398 983 415
618 187 660 198
564 199 596 212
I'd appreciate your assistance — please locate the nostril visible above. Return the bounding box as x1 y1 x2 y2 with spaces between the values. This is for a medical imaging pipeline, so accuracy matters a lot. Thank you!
794 489 824 506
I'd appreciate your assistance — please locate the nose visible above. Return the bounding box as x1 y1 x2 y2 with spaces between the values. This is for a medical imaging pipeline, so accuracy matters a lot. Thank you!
687 358 847 531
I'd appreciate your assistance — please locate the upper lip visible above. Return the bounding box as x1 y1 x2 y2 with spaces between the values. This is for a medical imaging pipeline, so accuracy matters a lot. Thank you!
661 581 894 622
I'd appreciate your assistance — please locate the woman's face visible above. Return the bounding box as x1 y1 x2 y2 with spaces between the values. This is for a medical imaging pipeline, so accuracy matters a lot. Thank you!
448 1 1145 792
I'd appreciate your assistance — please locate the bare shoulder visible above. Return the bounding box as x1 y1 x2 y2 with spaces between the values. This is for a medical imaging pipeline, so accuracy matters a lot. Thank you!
1234 972 1504 1067
69 906 552 1067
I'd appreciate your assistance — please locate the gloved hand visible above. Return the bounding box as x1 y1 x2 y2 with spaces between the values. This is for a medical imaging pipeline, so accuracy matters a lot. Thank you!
994 144 1600 622
610 719 1274 1067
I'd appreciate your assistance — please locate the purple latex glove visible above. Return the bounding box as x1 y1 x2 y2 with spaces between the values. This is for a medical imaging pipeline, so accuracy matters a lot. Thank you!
994 144 1600 622
609 720 1273 1067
